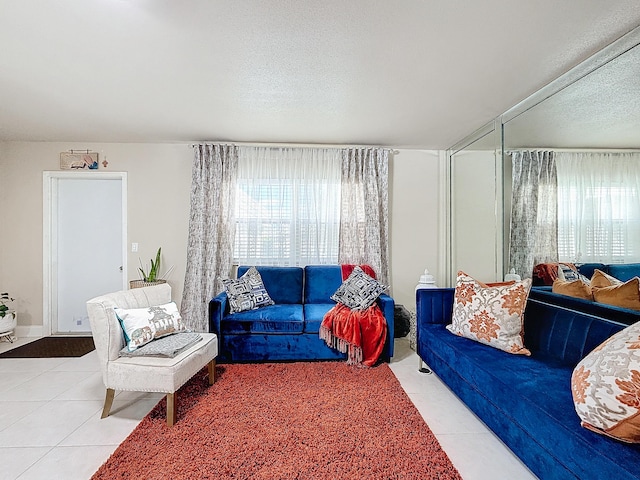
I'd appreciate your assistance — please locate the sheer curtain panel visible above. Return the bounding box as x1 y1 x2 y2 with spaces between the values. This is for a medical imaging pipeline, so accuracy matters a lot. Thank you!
555 152 640 263
508 150 558 279
339 148 390 285
181 144 238 331
234 147 341 266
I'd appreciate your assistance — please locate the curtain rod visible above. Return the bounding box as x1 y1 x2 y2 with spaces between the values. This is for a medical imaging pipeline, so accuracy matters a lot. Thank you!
506 148 640 154
189 141 398 154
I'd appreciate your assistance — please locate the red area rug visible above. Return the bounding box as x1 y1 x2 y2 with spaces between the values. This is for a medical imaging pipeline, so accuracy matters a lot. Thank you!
92 362 462 479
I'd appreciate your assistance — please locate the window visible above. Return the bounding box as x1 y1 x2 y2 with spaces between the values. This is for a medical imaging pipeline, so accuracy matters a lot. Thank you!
556 153 640 264
233 147 341 266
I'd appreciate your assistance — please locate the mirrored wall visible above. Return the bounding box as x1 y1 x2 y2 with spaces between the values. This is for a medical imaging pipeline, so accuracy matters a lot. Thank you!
446 25 640 287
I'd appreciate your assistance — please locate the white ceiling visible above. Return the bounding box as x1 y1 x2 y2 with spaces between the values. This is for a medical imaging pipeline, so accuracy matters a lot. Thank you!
1 1 640 149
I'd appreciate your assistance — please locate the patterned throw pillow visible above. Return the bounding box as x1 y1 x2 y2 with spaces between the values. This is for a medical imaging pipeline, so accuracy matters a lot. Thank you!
446 271 532 355
572 321 640 443
114 301 186 352
222 266 275 314
331 266 387 310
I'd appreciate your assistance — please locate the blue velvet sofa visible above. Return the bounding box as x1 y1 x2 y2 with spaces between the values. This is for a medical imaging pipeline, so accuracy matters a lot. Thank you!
209 265 394 363
576 262 640 282
416 288 640 480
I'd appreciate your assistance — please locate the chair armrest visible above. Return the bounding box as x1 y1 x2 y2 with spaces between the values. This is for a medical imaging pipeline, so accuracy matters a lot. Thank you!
208 292 228 335
377 293 395 358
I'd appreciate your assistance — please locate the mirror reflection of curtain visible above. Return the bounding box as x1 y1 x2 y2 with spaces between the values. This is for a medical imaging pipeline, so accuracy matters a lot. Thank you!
555 152 640 264
508 151 558 278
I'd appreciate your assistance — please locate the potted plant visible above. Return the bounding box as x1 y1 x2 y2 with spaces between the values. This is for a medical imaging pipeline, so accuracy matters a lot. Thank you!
130 247 171 289
0 292 17 338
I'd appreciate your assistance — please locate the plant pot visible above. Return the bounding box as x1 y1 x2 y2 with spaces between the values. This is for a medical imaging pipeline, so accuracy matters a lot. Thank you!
129 279 167 289
0 310 17 335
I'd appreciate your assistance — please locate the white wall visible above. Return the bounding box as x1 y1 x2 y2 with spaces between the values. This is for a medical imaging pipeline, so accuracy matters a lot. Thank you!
389 149 442 309
0 143 443 334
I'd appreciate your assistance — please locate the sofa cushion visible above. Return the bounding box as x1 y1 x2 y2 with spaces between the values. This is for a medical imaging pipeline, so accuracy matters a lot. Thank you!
304 265 343 304
591 269 622 288
221 304 304 334
552 278 593 300
222 266 275 314
237 266 303 304
573 320 640 443
330 266 386 310
446 271 532 356
303 303 334 333
593 277 640 311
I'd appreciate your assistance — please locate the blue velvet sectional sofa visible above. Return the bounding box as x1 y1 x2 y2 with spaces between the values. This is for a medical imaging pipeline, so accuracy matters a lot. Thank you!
416 288 640 480
209 265 395 363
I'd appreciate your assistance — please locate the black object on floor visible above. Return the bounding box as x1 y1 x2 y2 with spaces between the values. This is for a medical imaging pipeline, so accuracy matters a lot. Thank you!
0 336 95 358
394 305 411 338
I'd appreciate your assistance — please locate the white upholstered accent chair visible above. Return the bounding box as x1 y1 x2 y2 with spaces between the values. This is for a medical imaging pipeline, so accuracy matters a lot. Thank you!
86 283 218 426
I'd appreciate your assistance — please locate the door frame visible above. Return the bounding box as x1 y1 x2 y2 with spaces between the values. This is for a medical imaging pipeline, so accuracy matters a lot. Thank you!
43 171 128 336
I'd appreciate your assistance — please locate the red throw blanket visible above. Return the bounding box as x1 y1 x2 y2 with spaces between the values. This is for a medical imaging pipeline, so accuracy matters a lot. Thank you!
319 264 387 367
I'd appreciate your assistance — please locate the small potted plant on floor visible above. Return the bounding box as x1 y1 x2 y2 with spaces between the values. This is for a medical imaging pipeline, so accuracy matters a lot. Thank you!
0 292 17 339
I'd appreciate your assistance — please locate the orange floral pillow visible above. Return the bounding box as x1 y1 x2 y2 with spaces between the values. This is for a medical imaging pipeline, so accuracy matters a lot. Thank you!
446 271 532 356
572 321 640 443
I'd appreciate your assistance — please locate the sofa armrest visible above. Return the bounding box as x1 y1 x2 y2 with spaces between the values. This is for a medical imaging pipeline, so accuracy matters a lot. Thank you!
416 288 455 325
377 293 395 358
208 292 228 335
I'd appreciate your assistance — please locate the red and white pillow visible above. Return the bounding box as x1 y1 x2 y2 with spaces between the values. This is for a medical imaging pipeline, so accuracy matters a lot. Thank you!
572 320 640 443
446 271 532 356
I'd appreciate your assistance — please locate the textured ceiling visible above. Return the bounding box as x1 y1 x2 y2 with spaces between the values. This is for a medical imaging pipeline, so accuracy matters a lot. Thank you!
1 1 639 149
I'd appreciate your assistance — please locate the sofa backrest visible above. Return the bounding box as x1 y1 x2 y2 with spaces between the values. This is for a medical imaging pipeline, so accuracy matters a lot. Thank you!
524 298 625 366
607 263 640 282
237 266 303 304
304 265 343 304
577 262 640 282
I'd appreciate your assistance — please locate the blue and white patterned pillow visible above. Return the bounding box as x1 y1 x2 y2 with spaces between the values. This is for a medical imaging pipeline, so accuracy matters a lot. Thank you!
114 301 186 352
222 266 275 314
331 266 387 310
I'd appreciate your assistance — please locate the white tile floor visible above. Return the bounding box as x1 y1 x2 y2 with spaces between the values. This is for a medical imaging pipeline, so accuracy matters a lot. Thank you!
0 336 537 480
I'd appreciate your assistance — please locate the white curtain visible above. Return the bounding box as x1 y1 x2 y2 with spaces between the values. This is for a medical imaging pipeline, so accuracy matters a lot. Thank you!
181 144 238 331
339 148 390 285
508 150 558 278
234 146 342 266
555 152 640 263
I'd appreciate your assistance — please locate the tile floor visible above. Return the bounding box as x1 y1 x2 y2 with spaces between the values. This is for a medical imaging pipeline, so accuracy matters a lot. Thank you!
0 336 537 480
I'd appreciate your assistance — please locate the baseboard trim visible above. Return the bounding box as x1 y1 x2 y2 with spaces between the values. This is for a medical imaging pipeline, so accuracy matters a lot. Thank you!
15 325 44 338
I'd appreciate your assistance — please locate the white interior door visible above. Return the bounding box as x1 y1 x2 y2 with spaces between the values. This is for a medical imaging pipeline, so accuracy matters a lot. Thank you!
44 172 127 335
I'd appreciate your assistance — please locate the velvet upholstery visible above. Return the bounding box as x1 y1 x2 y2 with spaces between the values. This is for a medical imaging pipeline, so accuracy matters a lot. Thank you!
417 288 640 480
237 266 303 304
530 287 640 326
210 265 394 363
576 262 640 282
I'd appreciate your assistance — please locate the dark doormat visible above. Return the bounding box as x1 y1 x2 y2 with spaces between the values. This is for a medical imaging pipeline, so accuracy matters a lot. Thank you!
0 336 95 358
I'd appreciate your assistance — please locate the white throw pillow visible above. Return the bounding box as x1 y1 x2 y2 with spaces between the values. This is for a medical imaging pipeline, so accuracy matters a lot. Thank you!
114 301 186 351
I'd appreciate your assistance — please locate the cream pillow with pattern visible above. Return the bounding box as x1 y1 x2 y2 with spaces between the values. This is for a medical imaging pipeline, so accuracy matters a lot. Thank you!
446 271 532 356
115 302 186 352
572 321 640 443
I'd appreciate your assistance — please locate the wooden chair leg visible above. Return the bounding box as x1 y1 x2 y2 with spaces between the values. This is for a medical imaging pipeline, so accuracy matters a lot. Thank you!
101 388 115 419
166 393 177 426
208 359 216 385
